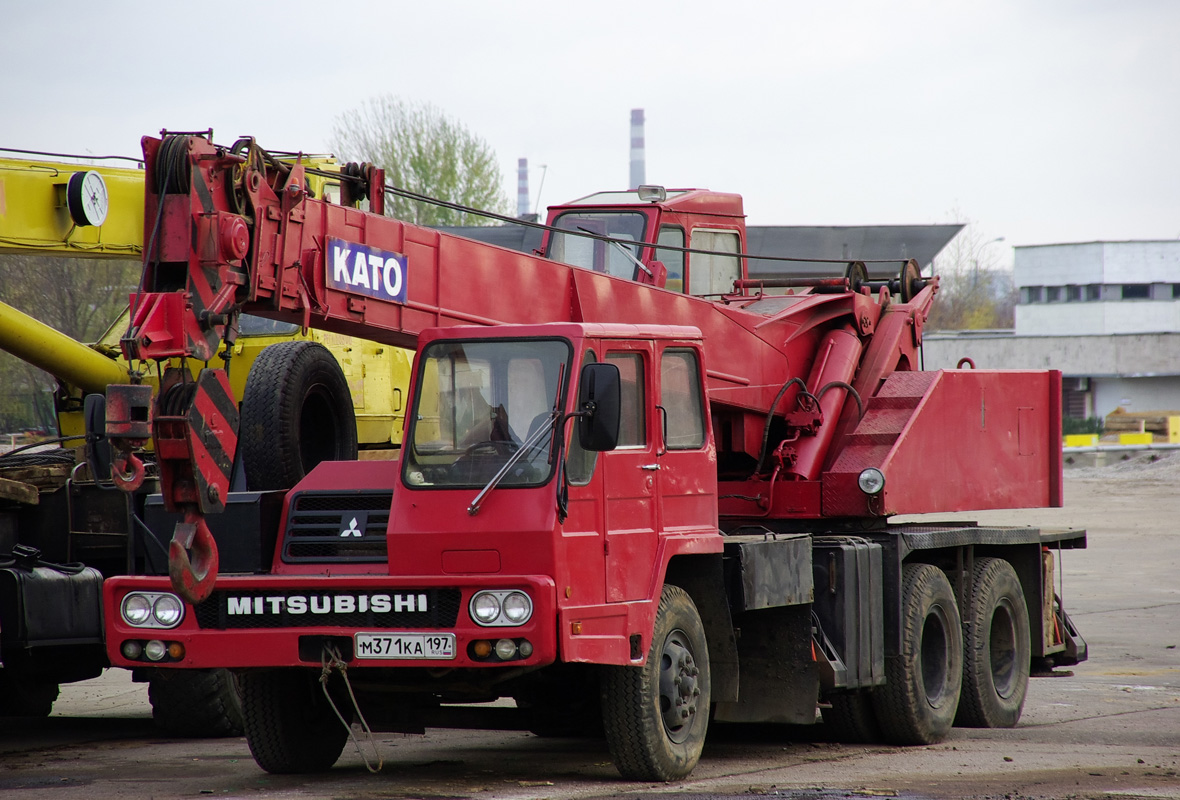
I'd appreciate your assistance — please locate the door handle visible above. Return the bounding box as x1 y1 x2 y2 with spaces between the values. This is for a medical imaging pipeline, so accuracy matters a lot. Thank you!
640 463 661 471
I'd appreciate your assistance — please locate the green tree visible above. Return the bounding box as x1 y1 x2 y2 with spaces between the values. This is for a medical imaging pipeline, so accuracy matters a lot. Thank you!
925 218 1017 331
0 254 139 433
329 96 513 226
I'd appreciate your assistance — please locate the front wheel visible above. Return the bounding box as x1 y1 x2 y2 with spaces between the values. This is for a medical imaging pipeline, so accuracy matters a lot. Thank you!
238 669 349 774
0 672 58 717
872 563 963 745
600 585 710 781
955 557 1031 728
149 668 243 737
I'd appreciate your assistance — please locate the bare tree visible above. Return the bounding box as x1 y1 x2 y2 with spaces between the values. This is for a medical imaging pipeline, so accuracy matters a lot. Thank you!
0 254 139 432
926 215 1017 331
330 96 513 226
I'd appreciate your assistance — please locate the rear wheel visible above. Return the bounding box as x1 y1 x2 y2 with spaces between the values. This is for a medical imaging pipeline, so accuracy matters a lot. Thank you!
872 563 962 745
239 669 349 774
148 669 243 737
822 691 881 743
600 585 710 781
955 557 1031 728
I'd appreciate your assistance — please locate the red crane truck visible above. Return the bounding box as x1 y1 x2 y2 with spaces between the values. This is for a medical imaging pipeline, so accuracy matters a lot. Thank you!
101 132 1086 781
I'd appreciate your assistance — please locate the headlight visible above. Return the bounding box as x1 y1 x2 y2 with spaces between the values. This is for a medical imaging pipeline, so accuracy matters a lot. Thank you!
471 593 501 624
502 592 532 623
469 590 533 627
154 595 184 627
120 592 185 629
857 467 886 496
122 594 152 625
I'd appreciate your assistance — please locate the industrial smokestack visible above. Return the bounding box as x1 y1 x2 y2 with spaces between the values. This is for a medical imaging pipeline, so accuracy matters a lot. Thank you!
517 157 529 218
629 109 645 189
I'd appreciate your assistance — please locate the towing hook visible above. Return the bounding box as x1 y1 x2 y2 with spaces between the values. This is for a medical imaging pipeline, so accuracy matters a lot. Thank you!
112 451 146 492
168 513 220 605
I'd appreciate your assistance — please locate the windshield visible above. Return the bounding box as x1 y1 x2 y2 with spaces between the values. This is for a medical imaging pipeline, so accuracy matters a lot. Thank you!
403 339 571 488
546 211 649 280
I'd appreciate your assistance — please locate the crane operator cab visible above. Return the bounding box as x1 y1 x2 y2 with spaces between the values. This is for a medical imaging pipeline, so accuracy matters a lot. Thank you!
542 187 747 296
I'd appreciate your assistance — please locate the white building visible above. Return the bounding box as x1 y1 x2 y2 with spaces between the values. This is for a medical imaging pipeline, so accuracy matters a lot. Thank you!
923 240 1180 420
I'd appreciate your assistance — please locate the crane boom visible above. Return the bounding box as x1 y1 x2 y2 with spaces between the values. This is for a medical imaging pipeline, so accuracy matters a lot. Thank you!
107 132 1062 605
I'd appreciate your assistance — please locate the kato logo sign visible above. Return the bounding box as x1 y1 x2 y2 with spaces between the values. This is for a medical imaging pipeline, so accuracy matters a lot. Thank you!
327 238 407 304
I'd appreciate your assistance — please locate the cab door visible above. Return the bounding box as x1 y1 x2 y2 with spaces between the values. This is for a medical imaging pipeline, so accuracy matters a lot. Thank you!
601 343 659 602
654 345 716 534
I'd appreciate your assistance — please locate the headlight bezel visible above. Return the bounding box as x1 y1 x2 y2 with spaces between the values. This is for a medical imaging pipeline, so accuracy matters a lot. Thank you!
120 591 186 629
468 590 533 627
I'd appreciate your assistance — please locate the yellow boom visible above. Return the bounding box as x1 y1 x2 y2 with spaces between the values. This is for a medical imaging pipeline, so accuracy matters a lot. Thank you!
0 299 129 394
0 157 144 257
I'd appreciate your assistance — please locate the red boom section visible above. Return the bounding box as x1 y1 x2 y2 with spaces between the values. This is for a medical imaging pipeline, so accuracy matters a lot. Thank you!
118 134 1062 535
823 369 1064 516
122 135 895 467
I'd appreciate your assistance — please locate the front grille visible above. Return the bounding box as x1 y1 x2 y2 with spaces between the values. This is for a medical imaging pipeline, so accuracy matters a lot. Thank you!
281 490 392 563
193 587 463 630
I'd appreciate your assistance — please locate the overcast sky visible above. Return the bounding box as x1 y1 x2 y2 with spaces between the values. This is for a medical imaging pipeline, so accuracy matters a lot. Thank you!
5 0 1177 268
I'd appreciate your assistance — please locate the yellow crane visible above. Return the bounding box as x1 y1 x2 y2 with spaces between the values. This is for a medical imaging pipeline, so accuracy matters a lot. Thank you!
0 151 411 452
0 148 409 726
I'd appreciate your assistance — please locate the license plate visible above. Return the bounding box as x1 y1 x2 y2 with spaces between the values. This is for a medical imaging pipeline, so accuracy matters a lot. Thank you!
354 632 456 660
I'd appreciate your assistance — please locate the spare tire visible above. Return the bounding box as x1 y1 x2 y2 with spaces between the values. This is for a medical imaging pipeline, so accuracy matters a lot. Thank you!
240 341 358 491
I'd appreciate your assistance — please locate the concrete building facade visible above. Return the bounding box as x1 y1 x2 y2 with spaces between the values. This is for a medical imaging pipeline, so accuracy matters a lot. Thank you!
923 240 1180 420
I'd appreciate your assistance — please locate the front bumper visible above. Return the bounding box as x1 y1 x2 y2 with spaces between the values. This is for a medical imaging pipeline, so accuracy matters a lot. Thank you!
104 573 557 671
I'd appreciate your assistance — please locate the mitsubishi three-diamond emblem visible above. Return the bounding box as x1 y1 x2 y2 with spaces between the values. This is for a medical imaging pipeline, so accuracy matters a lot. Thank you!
339 511 368 537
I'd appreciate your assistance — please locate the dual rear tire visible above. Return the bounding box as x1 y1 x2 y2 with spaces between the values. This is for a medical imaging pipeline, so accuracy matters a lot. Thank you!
828 558 1031 744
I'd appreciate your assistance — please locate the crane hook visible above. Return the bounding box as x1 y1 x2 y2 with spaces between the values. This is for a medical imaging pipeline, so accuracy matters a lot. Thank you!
168 511 219 605
111 451 146 492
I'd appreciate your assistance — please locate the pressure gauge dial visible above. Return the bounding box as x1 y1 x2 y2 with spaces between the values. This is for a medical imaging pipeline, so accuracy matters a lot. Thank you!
66 170 109 227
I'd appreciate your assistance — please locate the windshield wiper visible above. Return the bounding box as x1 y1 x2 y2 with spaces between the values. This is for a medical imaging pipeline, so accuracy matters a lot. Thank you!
467 412 557 516
576 226 651 277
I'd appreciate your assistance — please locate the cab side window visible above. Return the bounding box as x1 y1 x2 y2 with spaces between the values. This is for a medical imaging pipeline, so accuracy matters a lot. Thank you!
687 229 740 297
605 352 646 448
656 226 685 293
660 349 705 449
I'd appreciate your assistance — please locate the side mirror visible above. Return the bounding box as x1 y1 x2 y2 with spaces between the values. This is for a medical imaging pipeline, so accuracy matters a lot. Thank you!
638 259 668 289
576 363 621 452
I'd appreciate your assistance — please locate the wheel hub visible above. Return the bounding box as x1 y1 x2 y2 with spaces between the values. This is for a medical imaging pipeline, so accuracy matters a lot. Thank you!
658 630 700 743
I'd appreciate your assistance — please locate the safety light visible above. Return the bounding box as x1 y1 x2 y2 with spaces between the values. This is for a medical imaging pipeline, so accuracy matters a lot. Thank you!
495 639 517 660
637 185 667 203
121 640 143 660
517 640 534 658
857 467 886 496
